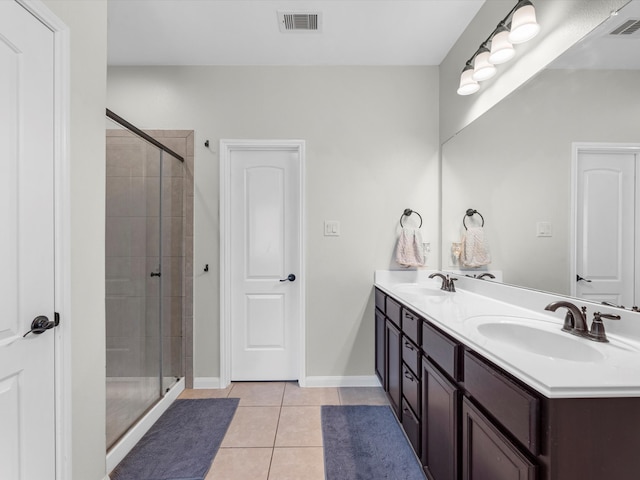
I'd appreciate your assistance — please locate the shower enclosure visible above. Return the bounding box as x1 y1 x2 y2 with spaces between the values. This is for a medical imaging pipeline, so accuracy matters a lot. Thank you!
105 110 189 450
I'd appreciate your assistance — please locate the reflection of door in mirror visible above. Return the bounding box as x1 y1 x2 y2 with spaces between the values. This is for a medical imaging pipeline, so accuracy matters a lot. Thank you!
574 146 640 307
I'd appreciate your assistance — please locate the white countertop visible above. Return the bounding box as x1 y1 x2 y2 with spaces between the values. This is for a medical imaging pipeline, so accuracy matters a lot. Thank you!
375 270 640 399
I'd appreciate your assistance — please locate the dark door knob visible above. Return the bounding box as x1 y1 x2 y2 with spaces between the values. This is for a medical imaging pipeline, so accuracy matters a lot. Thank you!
23 315 58 337
576 274 592 283
280 274 296 282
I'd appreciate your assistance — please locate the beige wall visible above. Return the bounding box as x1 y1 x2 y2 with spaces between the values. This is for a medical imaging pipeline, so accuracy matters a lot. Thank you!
41 1 108 479
107 66 440 380
439 0 629 143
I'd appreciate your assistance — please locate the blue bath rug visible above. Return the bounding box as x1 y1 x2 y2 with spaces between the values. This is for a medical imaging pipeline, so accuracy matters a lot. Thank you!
322 405 426 480
110 398 239 480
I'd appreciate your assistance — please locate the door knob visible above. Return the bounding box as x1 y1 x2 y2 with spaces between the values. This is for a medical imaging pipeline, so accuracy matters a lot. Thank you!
280 274 296 282
23 315 58 337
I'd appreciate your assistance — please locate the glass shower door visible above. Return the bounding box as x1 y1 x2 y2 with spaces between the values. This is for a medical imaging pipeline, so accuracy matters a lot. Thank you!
105 120 163 449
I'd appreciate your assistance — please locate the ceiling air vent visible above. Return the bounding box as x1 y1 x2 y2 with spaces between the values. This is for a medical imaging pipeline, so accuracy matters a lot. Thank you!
609 19 640 36
278 12 322 33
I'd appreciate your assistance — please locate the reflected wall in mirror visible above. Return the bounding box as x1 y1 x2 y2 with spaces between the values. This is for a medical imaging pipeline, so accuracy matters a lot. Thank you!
441 0 640 305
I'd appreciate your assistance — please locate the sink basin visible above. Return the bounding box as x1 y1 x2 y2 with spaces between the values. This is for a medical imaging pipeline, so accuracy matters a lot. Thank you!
392 283 448 297
470 316 605 362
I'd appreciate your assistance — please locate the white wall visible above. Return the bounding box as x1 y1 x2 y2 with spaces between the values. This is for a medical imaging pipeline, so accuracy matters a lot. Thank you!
41 1 108 479
442 68 640 294
107 66 439 381
439 0 629 143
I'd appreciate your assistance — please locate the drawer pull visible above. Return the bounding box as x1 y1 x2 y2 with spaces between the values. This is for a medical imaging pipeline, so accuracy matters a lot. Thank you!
404 371 416 381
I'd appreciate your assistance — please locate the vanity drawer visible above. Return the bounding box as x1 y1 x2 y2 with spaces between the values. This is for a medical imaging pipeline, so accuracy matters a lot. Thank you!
464 351 540 455
422 322 461 381
375 288 386 314
402 337 420 376
402 398 421 456
402 363 420 417
402 308 421 345
386 297 402 327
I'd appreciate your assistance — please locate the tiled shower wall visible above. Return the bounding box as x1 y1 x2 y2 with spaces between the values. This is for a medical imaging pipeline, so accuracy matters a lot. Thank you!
105 129 194 388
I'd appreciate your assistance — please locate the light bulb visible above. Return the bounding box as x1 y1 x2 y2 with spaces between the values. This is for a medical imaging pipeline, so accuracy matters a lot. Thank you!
489 28 515 64
457 66 480 96
508 1 540 44
472 48 496 82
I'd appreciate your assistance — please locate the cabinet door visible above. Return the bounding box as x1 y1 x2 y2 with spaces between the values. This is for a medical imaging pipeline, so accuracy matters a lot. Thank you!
386 320 402 417
375 309 386 387
462 397 537 480
422 357 459 480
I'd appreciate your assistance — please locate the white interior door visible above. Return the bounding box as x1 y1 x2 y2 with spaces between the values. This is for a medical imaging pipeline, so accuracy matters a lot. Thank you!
228 144 302 381
0 1 57 478
575 150 636 306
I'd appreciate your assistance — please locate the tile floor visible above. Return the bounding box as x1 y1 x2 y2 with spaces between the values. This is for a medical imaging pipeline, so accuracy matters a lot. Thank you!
178 382 389 480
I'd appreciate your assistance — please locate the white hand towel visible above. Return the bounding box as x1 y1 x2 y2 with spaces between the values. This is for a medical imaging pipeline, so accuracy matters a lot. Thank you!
396 228 425 267
461 226 491 267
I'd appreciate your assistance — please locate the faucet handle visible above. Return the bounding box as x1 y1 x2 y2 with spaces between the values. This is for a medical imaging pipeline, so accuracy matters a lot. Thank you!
589 312 621 343
448 277 457 292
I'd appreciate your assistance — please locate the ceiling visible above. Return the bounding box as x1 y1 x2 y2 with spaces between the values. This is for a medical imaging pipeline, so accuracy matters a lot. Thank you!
107 0 485 66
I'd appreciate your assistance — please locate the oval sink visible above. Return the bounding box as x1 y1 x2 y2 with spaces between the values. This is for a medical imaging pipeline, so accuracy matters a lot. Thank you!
473 318 605 362
392 283 448 297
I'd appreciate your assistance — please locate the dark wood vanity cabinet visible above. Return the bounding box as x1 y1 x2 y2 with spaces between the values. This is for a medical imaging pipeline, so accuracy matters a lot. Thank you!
374 287 640 480
385 319 402 417
461 397 537 480
422 357 459 480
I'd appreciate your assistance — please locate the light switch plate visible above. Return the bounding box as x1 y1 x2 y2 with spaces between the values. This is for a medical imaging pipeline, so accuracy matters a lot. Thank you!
537 221 552 237
324 220 340 236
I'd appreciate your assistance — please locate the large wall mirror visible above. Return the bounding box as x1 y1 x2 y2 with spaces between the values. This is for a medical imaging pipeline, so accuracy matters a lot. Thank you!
441 0 640 307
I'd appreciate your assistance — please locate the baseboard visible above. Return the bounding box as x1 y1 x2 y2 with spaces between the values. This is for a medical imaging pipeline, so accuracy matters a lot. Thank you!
303 375 382 388
106 378 185 474
193 377 221 389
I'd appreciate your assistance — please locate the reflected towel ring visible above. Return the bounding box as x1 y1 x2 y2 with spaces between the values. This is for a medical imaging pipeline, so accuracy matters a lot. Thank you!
463 208 484 230
400 208 422 228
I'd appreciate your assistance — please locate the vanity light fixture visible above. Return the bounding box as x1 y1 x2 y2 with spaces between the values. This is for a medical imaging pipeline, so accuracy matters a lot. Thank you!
456 0 541 96
472 46 497 81
508 0 541 44
456 62 480 96
488 24 515 64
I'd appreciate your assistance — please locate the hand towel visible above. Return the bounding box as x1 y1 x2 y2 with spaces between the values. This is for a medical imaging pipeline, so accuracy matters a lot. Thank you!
396 228 425 267
460 226 491 267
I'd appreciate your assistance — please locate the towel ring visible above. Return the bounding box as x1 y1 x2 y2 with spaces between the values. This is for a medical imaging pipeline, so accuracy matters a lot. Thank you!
400 208 422 228
463 209 484 230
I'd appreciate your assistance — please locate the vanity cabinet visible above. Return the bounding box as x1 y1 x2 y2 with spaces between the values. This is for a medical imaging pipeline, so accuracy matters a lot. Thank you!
375 286 640 480
461 397 537 480
385 319 402 417
422 357 459 480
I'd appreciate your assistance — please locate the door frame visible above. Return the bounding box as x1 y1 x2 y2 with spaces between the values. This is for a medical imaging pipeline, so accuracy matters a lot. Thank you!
570 142 640 299
219 139 306 388
14 1 71 479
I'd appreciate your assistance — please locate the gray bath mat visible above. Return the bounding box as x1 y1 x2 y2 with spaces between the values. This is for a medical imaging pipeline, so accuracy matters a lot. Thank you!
110 398 239 480
321 405 425 480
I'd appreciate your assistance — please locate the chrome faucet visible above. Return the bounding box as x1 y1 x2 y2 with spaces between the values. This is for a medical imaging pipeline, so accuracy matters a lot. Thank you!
544 301 589 337
428 273 457 292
